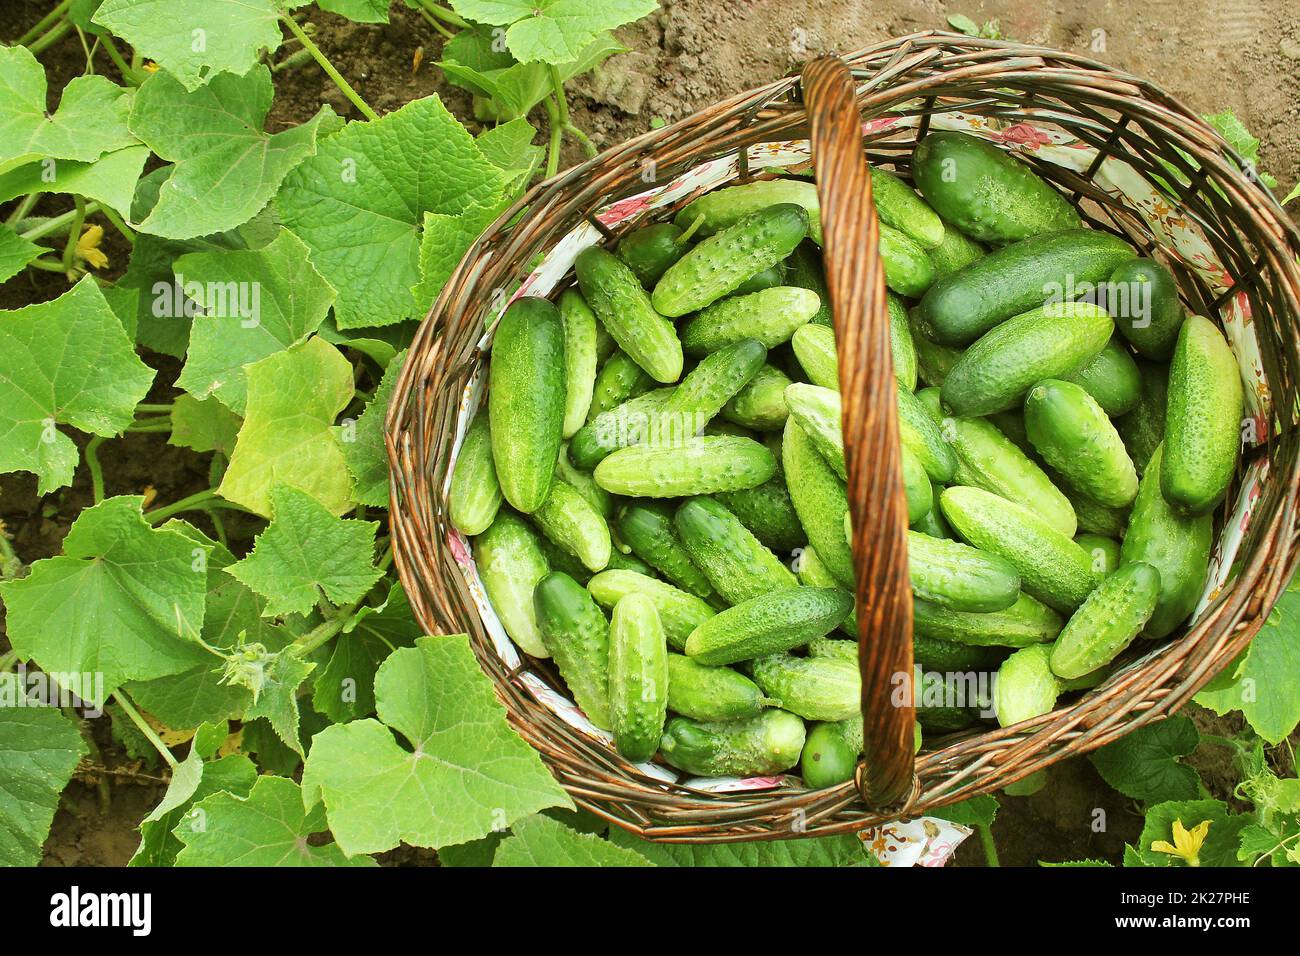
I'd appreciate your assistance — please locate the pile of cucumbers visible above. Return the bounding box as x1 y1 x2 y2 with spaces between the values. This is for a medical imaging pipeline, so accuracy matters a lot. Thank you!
451 130 1243 788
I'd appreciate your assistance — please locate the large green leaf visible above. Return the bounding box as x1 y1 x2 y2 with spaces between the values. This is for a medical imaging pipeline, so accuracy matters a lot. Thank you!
0 225 43 285
609 828 871 866
0 707 89 866
131 753 257 867
449 0 654 64
1127 799 1251 867
493 815 652 866
339 350 405 506
0 146 149 219
1090 715 1202 805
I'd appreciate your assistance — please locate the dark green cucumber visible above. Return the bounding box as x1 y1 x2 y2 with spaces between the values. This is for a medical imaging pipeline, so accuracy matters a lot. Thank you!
902 446 933 525
489 296 566 513
575 245 683 383
449 409 502 536
721 363 792 431
675 178 823 244
475 510 551 657
617 222 689 287
587 569 714 650
666 654 770 721
879 224 936 298
657 338 767 441
555 447 613 519
615 502 715 600
915 228 1135 346
594 435 775 497
911 482 952 539
1160 315 1244 516
714 448 806 554
800 721 858 788
994 644 1062 727
587 350 653 421
558 289 598 437
530 478 612 572
888 292 918 392
1023 379 1139 509
1115 359 1168 476
913 131 1081 244
926 216 986 277
783 240 832 326
1108 257 1185 359
1053 474 1131 539
941 302 1115 416
1075 533 1121 577
750 653 859 721
907 530 1021 613
1049 562 1161 680
1063 336 1141 417
909 309 964 388
534 572 612 729
674 496 798 605
790 323 839 390
912 633 1006 672
680 286 819 354
806 637 857 662
797 547 856 635
660 709 806 777
870 166 944 248
568 386 673 469
684 587 854 665
653 203 810 316
783 417 853 586
607 593 669 762
912 592 1063 647
898 385 958 482
732 262 786 295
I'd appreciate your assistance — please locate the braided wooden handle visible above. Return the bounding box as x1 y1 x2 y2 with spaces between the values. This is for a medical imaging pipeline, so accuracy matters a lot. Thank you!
802 56 916 808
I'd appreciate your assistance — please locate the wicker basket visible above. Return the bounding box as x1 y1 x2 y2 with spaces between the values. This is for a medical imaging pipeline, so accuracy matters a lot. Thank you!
387 33 1300 842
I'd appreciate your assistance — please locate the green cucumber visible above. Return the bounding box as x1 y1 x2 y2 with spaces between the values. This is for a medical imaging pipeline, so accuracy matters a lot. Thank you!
784 383 845 478
732 262 786 295
913 131 1081 244
1063 336 1141 417
666 654 770 721
558 289 598 437
587 350 653 421
714 451 806 554
907 530 1021 613
870 166 944 249
449 409 502 536
988 409 1035 459
618 222 689 287
898 385 958 482
806 637 856 662
684 587 854 665
1024 379 1139 509
539 536 597 586
654 203 810 316
575 246 683 383
615 502 715 600
1057 478 1130 539
889 292 919 392
1108 257 1185 359
660 709 806 777
909 309 964 388
941 302 1115 416
534 572 612 729
555 446 613 519
926 216 986 277
475 510 551 657
594 435 775 497
902 446 933 525
657 338 767 440
916 228 1134 345
1075 533 1121 577
587 569 714 650
750 653 859 721
916 698 978 734
680 286 820 354
879 224 936 297
783 241 832 326
489 296 566 513
912 592 1062 647
797 547 856 635
530 478 612 572
675 178 824 244
607 593 669 762
674 496 798 605
791 323 840 390
783 417 854 586
912 633 1006 672
994 644 1062 727
594 323 617 364
1048 562 1161 679
568 387 673 469
1118 444 1212 639
1160 315 1244 515
911 482 952 539
800 721 858 788
1115 359 1168 476
940 485 1098 612
721 363 792 431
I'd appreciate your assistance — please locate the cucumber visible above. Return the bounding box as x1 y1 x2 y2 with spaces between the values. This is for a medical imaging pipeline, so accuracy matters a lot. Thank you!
721 363 792 431
1115 359 1168 476
907 530 1021 613
1075 533 1121 577
888 293 919 392
897 386 958 482
675 178 824 244
555 446 613 519
616 502 715 600
870 166 944 249
449 409 502 536
916 699 979 734
587 350 653 421
926 216 986 277
1108 257 1185 359
1160 315 1244 516
988 409 1035 459
751 653 860 721
674 496 798 605
915 228 1135 346
783 417 854 586
801 721 858 788
994 644 1062 727
607 593 669 762
657 338 767 441
806 637 856 661
912 592 1062 648
1119 444 1212 639
558 289 598 437
940 486 1099 612
912 131 1081 244
784 383 846 478
489 296 566 513
594 324 617 364
941 302 1115 416
797 546 856 635
714 453 806 554
666 654 770 721
530 478 612 572
684 587 854 665
606 548 655 576
534 572 612 729
902 446 933 525
475 510 551 657
909 310 964 388
568 387 673 469
1048 562 1161 679
1063 336 1141 417
783 241 832 326
878 223 937 298
912 633 1007 672
680 286 820 354
618 222 689 287
659 709 806 777
1024 379 1139 509
791 323 840 390
574 246 683 384
1058 478 1130 539
595 435 775 497
919 387 1077 537
587 569 714 650
732 262 786 295
911 482 952 539
653 203 810 317
539 536 601 586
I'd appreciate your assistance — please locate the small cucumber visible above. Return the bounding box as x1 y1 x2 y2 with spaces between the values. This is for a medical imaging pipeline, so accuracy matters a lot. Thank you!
534 572 612 729
912 592 1063 648
489 296 566 513
615 502 715 600
607 593 669 762
594 324 617 364
568 386 674 469
783 240 832 326
1108 257 1185 359
926 216 986 277
674 496 798 605
1063 336 1141 417
941 302 1115 416
791 323 840 390
783 417 854 586
684 587 854 665
666 654 770 721
870 166 944 249
660 709 807 777
558 289 598 437
1160 315 1243 516
913 131 1081 244
806 637 856 662
800 721 859 788
1075 533 1121 577
1048 562 1161 679
654 204 811 316
675 178 824 244
594 435 775 497
587 569 715 650
530 478 612 572
898 385 958 482
1119 444 1212 639
1056 477 1130 539
732 262 786 295
994 644 1062 727
751 653 860 721
680 286 820 354
449 409 502 536
911 633 1007 672
721 363 792 431
784 383 846 478
1024 379 1139 509
911 482 952 539
797 546 856 635
617 222 689 287
587 350 653 421
879 223 937 298
539 536 597 586
902 446 934 525
475 510 551 657
714 447 806 554
575 246 683 384
940 486 1099 612
555 446 613 519
889 293 918 392
909 309 964 388
907 530 1021 613
657 338 767 440
1115 359 1168 477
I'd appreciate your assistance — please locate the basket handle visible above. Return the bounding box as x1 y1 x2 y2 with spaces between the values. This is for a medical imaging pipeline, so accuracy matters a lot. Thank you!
801 56 916 808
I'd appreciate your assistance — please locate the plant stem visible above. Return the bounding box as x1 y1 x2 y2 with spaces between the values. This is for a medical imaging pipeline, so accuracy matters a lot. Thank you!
98 202 135 244
0 650 19 672
565 123 598 158
143 489 219 524
84 436 106 503
544 98 564 179
28 17 74 55
6 193 40 229
125 421 173 433
978 823 1000 867
413 8 454 40
135 403 174 415
61 196 87 273
280 15 379 121
0 528 20 579
27 257 67 273
18 0 74 47
294 612 351 657
112 692 178 769
98 33 142 85
22 202 100 242
549 66 572 127
418 0 470 28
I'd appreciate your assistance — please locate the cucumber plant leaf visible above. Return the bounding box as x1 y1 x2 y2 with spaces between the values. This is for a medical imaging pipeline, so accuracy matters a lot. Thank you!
314 582 424 722
318 0 391 22
131 753 258 867
492 815 652 866
609 828 872 866
1089 715 1202 805
231 645 316 756
449 0 654 65
0 146 150 219
0 707 89 867
0 278 155 494
168 394 242 457
1126 799 1251 867
339 350 405 507
301 635 573 855
476 118 544 191
927 794 1000 828
0 225 43 285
